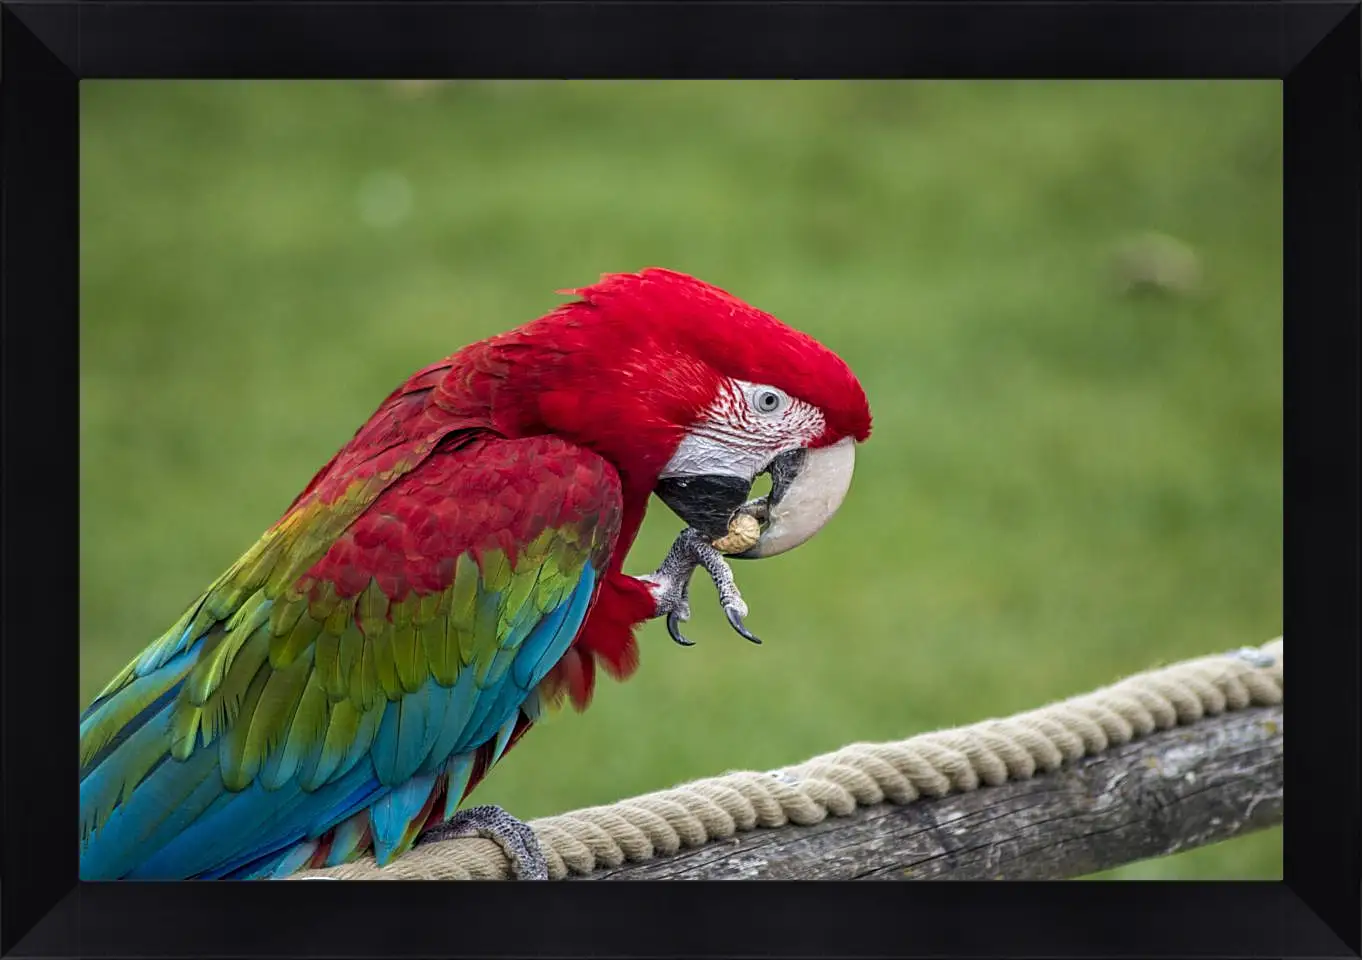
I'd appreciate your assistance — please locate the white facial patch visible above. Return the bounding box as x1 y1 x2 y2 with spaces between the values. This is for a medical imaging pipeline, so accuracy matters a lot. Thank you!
660 378 825 480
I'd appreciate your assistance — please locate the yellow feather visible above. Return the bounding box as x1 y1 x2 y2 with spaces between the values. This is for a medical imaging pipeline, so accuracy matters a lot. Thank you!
218 661 272 791
349 628 380 711
302 696 381 790
186 623 255 707
392 622 427 693
223 589 272 636
413 591 444 626
269 596 306 639
448 554 479 624
372 630 401 700
169 696 202 761
498 568 540 642
270 607 324 669
390 595 415 629
448 554 482 671
235 535 285 591
468 591 502 679
356 580 388 635
265 669 329 791
324 596 352 636
301 697 359 788
315 630 344 700
480 548 512 593
515 528 557 573
242 648 314 784
430 618 464 686
355 580 400 699
308 580 340 623
80 655 196 769
337 625 365 704
197 626 271 749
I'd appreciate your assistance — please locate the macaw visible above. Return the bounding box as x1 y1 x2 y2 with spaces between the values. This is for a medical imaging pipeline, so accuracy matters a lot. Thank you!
79 268 873 880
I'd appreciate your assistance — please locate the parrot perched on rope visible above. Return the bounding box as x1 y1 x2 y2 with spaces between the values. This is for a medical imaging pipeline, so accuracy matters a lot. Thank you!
79 268 873 880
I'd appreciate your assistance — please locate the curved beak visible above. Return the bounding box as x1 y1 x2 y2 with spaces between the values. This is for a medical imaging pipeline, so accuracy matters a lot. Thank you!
654 437 858 559
734 436 856 559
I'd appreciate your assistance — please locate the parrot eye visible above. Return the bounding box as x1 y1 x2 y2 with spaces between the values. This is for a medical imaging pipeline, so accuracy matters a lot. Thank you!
751 387 789 416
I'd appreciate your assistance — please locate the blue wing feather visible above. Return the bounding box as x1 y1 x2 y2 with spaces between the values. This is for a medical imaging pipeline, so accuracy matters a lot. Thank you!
372 679 450 786
369 773 439 864
80 435 619 880
457 566 595 753
416 669 479 777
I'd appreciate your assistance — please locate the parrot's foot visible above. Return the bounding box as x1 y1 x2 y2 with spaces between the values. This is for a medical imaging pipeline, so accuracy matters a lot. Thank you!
418 804 549 880
641 528 758 647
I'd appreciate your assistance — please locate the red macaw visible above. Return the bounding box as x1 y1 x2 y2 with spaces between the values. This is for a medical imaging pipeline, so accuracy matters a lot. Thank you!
79 268 873 880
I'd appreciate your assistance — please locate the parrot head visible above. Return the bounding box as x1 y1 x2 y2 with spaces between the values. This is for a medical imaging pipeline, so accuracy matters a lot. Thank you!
514 268 872 560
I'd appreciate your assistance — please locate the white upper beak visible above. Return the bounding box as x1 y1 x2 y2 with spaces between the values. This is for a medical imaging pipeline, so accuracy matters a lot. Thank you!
738 436 857 559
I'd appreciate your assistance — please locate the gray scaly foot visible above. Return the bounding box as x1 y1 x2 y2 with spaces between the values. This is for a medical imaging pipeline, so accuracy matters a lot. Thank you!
419 804 549 880
639 528 759 646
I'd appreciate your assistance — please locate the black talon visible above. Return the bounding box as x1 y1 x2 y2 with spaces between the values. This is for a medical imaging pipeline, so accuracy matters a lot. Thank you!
724 606 761 644
667 612 695 646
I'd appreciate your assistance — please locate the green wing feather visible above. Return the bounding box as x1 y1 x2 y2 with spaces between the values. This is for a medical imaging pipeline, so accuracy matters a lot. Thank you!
81 434 620 878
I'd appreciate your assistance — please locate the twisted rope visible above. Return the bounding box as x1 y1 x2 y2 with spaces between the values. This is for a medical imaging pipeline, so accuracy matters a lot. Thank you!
293 637 1284 880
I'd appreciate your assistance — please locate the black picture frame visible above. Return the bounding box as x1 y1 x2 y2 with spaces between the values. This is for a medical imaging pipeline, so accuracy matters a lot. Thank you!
3 2 1357 957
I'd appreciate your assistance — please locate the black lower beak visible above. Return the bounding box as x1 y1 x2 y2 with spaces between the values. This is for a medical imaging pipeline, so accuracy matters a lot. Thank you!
654 474 753 541
725 449 806 560
764 449 806 505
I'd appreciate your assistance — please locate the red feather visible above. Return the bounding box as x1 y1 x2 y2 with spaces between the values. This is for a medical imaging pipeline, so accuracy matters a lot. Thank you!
273 268 870 769
300 433 619 604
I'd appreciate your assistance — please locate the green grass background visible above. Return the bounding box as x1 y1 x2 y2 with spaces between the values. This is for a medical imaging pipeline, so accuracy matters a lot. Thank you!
80 80 1282 880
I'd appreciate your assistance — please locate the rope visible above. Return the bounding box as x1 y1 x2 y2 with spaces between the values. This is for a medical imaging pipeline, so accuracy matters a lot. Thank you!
292 636 1284 880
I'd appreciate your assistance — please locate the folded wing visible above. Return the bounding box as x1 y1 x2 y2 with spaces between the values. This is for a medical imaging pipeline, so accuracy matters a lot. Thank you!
79 432 622 879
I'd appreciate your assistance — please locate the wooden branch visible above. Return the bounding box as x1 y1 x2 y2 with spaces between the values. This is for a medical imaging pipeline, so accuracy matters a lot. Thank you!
577 705 1283 880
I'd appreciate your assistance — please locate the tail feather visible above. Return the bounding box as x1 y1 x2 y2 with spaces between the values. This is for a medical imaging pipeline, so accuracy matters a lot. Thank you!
369 773 440 865
322 811 372 867
216 839 320 880
80 735 223 880
130 759 381 880
80 704 177 854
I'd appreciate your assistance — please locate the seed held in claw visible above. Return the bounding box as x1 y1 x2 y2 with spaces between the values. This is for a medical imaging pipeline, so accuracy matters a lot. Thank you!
652 525 763 648
711 511 762 555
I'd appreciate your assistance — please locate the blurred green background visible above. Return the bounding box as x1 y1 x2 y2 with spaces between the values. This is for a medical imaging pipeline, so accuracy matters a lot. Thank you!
80 80 1282 880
